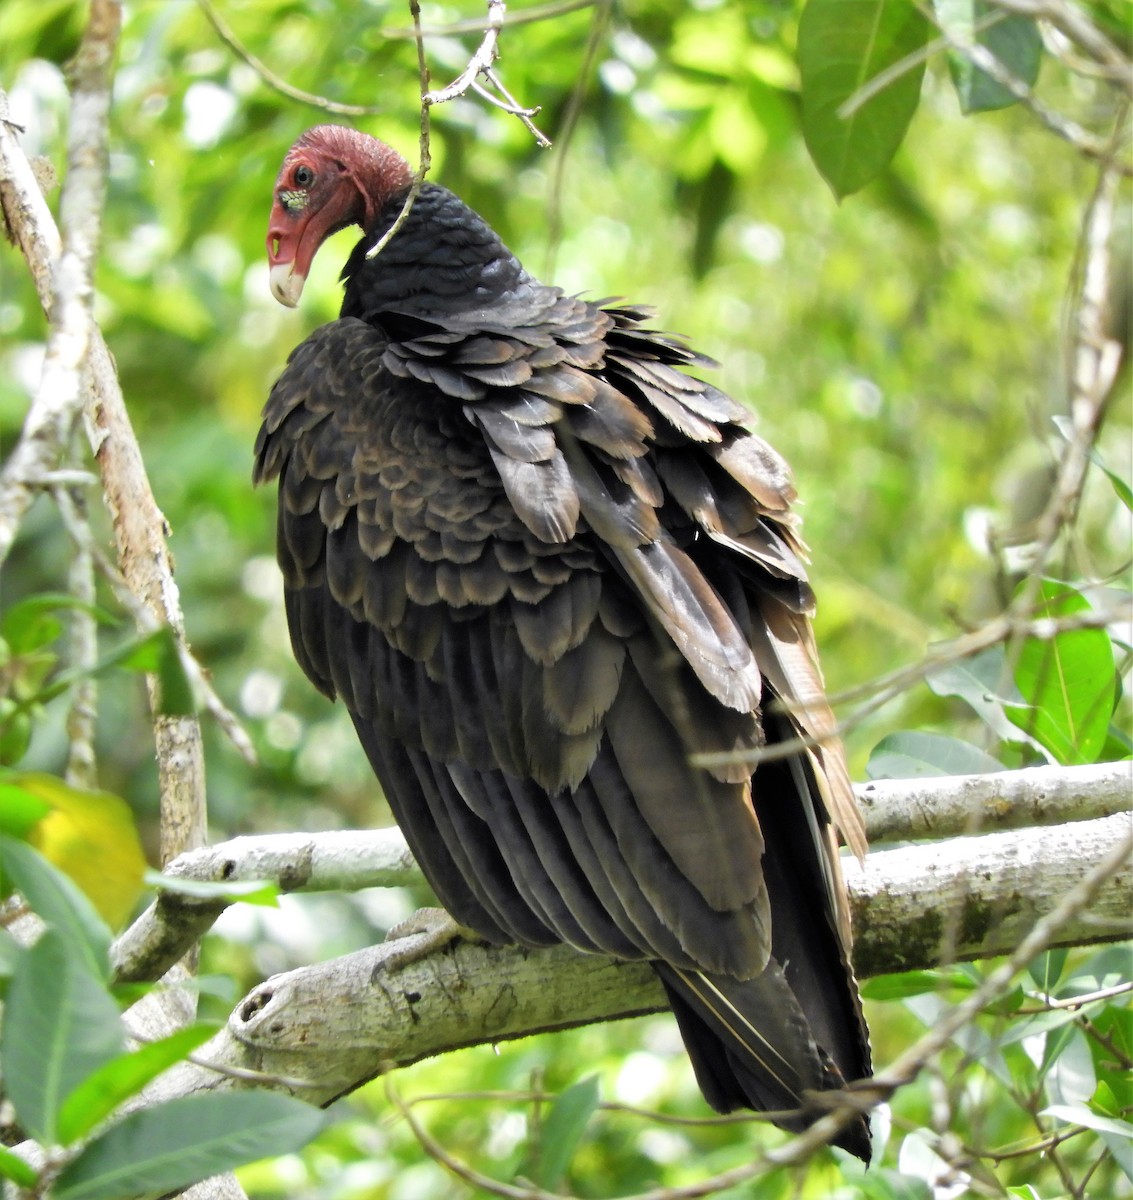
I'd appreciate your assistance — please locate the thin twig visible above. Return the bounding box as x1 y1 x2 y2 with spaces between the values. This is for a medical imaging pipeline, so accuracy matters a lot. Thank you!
998 0 1133 93
365 1 432 263
387 1076 780 1200
470 76 540 118
418 0 550 144
383 0 596 39
197 0 385 116
57 480 98 788
423 0 507 104
544 0 612 275
479 67 551 146
406 1087 758 1126
1019 980 1133 1014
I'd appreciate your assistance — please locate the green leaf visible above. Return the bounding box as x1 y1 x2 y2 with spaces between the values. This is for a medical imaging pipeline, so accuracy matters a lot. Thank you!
527 1075 601 1189
56 1024 218 1145
1006 580 1115 764
1028 949 1067 994
99 628 196 716
861 969 977 1001
0 779 51 837
937 1 1043 113
0 701 33 767
2 601 62 657
926 646 1033 744
0 837 112 979
0 1144 39 1189
1 595 114 656
144 868 279 907
53 1092 327 1200
1043 1026 1096 1105
798 0 931 198
1042 1102 1133 1141
1 928 126 1144
1054 414 1133 510
866 730 1004 779
1094 1080 1123 1117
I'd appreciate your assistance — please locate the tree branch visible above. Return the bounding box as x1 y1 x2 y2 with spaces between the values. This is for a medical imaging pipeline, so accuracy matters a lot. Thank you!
857 760 1131 841
123 801 1129 1115
112 762 1131 983
0 74 210 868
0 0 117 567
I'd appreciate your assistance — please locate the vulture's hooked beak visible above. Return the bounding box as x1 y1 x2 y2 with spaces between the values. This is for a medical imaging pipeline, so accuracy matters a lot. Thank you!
267 199 310 308
269 262 305 308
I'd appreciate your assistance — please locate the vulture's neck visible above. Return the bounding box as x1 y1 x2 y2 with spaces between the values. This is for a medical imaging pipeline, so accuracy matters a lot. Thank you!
340 184 532 320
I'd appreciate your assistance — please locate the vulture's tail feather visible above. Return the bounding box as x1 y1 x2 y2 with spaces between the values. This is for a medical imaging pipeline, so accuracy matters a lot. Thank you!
654 961 871 1161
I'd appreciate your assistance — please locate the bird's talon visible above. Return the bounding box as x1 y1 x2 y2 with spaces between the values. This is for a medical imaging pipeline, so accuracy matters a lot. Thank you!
381 908 482 972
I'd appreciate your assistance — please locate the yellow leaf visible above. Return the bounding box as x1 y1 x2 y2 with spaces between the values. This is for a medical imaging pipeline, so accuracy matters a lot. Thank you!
17 773 147 929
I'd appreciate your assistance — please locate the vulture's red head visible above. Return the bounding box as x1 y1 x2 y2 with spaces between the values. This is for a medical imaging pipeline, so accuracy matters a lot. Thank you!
267 126 411 307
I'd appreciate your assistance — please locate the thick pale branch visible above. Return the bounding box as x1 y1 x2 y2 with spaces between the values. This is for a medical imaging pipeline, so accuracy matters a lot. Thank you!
846 811 1131 977
134 810 1131 1112
113 827 418 982
857 760 1131 841
112 763 1131 983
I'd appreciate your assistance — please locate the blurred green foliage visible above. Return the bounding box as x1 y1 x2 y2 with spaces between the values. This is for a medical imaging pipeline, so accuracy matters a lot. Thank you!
1 0 1129 1196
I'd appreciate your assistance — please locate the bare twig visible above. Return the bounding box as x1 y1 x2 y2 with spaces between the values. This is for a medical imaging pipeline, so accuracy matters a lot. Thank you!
197 0 385 116
420 0 550 145
470 75 540 117
423 0 507 104
382 0 596 39
478 67 551 146
56 481 98 788
1019 980 1133 1014
365 1 433 264
998 0 1133 92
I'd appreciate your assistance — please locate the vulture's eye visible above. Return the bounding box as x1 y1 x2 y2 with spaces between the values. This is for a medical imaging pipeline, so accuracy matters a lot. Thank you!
294 165 315 187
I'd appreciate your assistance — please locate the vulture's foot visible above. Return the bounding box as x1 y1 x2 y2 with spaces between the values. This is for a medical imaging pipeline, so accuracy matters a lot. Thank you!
380 907 483 972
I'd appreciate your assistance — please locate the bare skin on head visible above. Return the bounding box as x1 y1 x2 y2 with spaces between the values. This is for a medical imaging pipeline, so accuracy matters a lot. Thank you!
266 126 412 307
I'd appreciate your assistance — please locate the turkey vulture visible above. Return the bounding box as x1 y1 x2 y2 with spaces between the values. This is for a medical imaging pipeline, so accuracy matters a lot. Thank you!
257 125 871 1157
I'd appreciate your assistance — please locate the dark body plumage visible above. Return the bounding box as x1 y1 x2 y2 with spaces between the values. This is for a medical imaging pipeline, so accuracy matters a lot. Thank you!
257 169 871 1157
